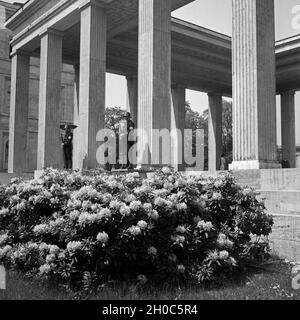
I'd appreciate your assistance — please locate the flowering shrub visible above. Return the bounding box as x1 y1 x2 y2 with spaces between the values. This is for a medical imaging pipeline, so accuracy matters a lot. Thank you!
0 168 273 290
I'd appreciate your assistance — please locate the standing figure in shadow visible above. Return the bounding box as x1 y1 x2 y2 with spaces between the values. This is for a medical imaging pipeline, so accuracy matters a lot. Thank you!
61 124 77 170
126 112 136 170
120 112 135 170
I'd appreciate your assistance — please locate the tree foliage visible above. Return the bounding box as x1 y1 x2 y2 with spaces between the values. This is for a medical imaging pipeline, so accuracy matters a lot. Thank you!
105 101 233 171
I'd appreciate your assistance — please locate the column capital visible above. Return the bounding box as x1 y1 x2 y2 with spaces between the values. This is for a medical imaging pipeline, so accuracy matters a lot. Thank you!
207 92 223 98
280 90 296 97
78 0 108 11
126 74 137 81
171 83 185 90
39 28 64 39
10 48 31 58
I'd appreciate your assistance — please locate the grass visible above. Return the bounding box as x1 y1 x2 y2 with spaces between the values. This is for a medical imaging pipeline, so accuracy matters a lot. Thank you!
0 260 299 300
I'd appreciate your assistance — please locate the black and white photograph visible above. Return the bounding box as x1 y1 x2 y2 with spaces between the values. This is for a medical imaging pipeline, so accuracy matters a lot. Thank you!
0 0 299 311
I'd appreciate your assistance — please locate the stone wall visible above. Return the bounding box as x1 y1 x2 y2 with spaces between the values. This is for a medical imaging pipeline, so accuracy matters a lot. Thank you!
188 169 300 262
232 169 300 262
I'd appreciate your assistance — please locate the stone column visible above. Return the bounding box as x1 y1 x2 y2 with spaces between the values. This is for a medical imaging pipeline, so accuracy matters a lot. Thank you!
230 0 279 170
126 75 138 126
74 1 107 170
138 0 172 167
73 64 80 168
8 50 30 173
208 93 223 171
281 91 296 168
37 29 63 170
171 85 186 171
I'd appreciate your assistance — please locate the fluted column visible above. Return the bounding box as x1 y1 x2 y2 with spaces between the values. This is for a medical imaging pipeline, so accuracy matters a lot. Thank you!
230 0 279 170
137 0 172 167
281 91 296 168
8 50 30 173
37 29 63 170
126 75 138 126
208 93 223 171
171 85 186 171
73 64 80 169
74 1 107 170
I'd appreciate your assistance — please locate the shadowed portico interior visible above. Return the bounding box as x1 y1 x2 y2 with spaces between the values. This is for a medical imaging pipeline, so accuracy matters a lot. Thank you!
5 0 300 174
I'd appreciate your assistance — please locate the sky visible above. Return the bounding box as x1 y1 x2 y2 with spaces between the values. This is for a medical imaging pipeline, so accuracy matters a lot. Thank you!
5 0 300 144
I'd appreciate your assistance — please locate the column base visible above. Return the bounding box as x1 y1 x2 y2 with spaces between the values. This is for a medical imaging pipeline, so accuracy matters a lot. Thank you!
229 160 282 171
34 170 45 180
172 164 186 172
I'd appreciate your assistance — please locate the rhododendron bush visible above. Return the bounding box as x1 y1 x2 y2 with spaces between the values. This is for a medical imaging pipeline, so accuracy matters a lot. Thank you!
0 168 273 290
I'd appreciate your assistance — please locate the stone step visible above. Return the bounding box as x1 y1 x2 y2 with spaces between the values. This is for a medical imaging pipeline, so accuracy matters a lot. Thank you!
233 168 300 191
258 189 300 216
256 189 300 262
270 214 300 262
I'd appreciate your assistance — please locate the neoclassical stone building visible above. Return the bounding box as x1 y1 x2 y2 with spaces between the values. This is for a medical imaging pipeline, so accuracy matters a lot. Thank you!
0 0 75 173
4 0 300 174
2 0 300 261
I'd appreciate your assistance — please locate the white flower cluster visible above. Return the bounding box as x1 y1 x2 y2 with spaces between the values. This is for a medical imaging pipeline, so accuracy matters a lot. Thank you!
127 226 142 236
109 200 122 210
137 220 148 230
148 210 159 221
0 234 9 246
214 179 224 188
211 192 223 201
217 233 234 250
129 201 142 212
33 223 51 235
154 197 172 209
161 167 172 175
134 185 152 196
148 246 158 256
143 203 152 212
171 235 186 245
176 203 188 211
73 186 99 201
120 205 131 216
242 188 253 197
176 226 187 234
0 208 9 217
67 241 83 252
78 212 98 225
39 264 51 275
78 208 112 226
197 220 213 232
97 232 109 244
0 245 12 259
177 264 186 274
207 250 237 266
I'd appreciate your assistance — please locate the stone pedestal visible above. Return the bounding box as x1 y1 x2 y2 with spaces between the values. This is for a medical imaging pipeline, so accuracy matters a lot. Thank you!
281 91 296 168
37 29 63 170
8 51 30 173
171 85 186 171
74 2 107 170
126 75 138 126
208 93 222 171
137 0 172 167
230 0 280 170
